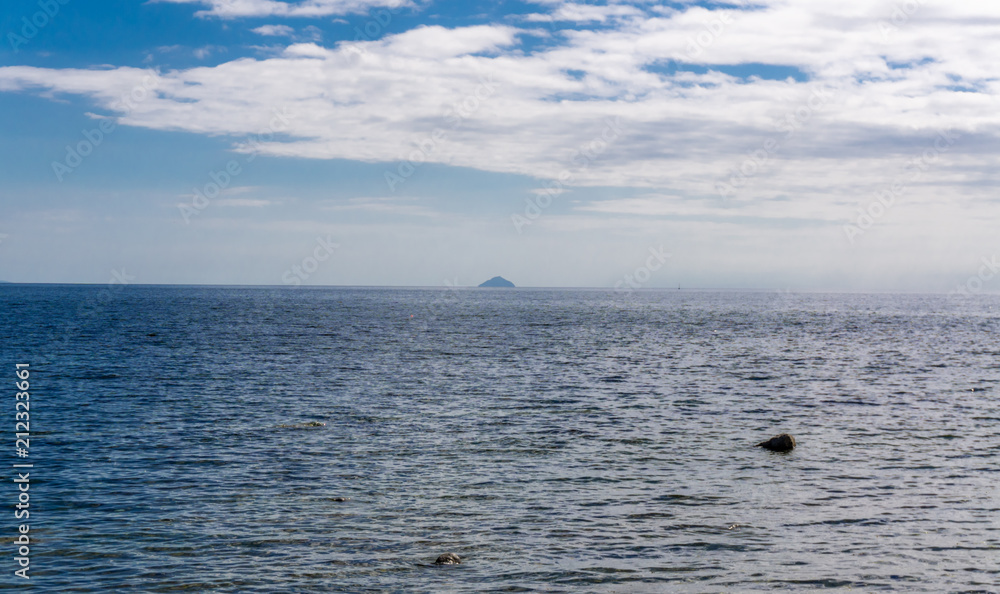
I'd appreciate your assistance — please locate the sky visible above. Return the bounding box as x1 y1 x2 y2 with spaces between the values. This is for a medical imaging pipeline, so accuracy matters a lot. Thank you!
0 0 998 291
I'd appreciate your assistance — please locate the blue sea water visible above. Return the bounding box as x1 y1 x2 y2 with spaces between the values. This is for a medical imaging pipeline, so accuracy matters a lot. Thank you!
1 285 998 592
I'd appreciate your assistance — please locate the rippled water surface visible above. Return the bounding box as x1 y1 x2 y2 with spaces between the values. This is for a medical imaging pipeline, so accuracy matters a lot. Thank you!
1 286 998 592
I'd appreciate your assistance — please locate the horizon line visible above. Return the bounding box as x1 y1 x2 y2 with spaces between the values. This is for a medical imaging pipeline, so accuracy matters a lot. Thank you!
0 282 988 296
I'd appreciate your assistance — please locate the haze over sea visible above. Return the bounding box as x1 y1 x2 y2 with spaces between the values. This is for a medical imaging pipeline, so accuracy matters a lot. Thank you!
2 285 998 592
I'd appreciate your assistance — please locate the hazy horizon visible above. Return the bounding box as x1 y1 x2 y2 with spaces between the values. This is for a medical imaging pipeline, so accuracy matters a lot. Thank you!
2 1 999 294
1 280 993 297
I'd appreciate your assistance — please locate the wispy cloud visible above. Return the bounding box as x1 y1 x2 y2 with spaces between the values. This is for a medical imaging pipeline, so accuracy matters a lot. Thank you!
252 24 295 36
321 197 436 217
153 0 413 19
523 2 644 23
192 45 223 59
214 198 277 207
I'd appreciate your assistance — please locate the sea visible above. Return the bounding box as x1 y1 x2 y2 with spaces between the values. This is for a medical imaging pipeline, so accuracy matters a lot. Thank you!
1 285 998 592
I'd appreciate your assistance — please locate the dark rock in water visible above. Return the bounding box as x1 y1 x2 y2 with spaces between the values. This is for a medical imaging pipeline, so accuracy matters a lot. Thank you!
478 276 515 288
277 421 326 429
756 433 796 452
434 553 461 565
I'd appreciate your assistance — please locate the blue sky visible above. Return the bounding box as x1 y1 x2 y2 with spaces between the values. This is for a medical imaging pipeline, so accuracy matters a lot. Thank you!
1 0 998 291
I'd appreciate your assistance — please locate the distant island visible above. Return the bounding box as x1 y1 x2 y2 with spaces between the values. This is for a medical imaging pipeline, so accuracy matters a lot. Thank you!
478 276 515 288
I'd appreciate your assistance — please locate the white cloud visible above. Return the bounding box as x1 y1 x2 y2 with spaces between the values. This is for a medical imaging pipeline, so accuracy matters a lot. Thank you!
302 25 323 42
4 0 1000 234
252 24 295 36
192 45 221 59
523 3 645 23
378 24 519 58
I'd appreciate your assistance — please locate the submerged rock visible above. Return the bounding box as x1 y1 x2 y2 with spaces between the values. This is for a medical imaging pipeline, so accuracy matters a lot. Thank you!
756 433 796 452
434 553 461 565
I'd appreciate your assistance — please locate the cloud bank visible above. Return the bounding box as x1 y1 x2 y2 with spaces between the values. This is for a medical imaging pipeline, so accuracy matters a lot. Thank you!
4 0 998 233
